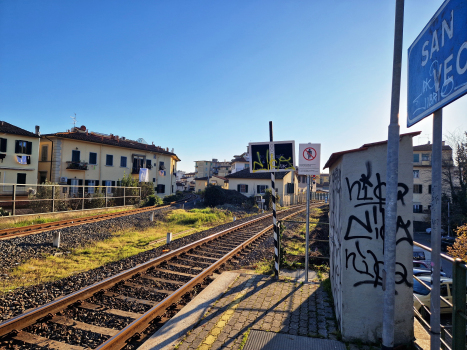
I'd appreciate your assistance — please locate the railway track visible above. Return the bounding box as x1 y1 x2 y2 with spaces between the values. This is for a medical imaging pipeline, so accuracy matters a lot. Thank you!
0 194 197 241
0 204 315 350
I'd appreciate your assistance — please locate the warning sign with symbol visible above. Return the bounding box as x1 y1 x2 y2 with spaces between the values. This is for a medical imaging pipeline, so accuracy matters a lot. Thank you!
298 143 320 176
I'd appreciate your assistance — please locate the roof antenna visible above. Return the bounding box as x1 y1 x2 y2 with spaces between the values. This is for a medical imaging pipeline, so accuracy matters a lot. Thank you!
70 113 77 130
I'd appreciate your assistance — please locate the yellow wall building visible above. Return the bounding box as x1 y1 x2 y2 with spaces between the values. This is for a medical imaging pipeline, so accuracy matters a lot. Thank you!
38 127 180 198
0 121 40 185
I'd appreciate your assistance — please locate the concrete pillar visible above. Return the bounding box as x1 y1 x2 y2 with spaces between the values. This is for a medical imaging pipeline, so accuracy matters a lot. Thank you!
167 232 172 244
150 212 154 222
53 231 61 248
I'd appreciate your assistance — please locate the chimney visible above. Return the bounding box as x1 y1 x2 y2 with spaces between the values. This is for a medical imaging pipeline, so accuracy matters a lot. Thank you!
428 141 431 144
442 141 445 146
166 147 169 151
116 135 119 142
35 125 40 136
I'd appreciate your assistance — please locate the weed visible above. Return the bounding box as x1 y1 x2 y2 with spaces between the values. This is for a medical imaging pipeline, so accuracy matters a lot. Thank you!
239 328 251 350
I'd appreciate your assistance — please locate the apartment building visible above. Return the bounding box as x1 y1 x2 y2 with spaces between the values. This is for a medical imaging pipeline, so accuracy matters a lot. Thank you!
412 141 454 227
230 156 249 174
38 126 180 198
0 121 40 185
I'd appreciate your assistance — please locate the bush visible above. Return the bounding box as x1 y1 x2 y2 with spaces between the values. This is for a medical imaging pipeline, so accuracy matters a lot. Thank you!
447 224 467 261
264 189 280 211
167 208 228 226
204 185 227 207
143 194 163 207
163 193 184 204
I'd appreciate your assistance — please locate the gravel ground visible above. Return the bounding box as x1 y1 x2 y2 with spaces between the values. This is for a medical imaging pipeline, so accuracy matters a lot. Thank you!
0 208 270 322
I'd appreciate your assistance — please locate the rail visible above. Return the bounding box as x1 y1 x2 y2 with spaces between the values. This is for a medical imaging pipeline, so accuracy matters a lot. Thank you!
0 205 307 349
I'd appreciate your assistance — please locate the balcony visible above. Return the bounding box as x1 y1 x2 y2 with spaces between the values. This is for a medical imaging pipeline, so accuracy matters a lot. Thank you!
66 161 88 170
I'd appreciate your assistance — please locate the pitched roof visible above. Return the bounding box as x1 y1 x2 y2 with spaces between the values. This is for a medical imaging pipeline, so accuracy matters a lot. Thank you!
413 143 452 151
43 131 180 160
323 131 421 169
0 121 40 138
231 156 249 163
225 168 289 180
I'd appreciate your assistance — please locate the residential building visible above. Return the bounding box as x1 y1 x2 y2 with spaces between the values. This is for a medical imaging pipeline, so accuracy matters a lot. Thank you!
412 141 454 229
226 168 298 206
175 170 186 181
230 156 249 174
38 126 180 198
0 121 40 186
194 159 214 178
212 161 231 177
195 175 229 192
295 170 317 193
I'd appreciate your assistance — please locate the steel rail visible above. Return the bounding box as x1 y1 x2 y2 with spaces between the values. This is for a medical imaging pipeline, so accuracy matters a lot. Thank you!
0 205 304 339
96 208 306 350
0 194 196 240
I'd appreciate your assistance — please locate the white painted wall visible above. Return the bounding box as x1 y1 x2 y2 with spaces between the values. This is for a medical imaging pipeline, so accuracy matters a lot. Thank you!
329 135 414 344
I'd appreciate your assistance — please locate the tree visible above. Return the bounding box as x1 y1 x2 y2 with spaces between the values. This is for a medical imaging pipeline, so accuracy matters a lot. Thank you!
443 131 467 233
446 224 467 261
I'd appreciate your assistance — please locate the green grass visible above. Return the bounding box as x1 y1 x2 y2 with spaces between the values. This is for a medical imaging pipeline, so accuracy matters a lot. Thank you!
0 208 233 293
239 328 252 350
0 207 130 230
255 258 275 275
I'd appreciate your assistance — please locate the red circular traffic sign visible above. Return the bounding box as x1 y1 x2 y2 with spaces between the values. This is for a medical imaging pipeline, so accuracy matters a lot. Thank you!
302 147 317 161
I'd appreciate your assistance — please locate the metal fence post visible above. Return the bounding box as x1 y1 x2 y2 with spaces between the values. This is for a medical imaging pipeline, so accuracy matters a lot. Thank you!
123 187 126 206
12 184 16 216
82 184 85 210
52 185 55 212
452 259 466 350
105 187 108 207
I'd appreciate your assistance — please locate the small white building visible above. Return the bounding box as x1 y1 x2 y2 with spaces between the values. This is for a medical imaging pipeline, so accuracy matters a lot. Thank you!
226 168 298 207
324 132 419 344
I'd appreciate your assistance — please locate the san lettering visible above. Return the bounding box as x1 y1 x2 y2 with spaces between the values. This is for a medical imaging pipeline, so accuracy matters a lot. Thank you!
420 10 467 91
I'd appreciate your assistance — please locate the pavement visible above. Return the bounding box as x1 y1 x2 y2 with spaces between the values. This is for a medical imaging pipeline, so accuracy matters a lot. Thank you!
139 270 382 350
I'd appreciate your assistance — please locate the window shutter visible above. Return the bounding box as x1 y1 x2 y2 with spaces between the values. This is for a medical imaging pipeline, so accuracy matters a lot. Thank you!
15 141 20 153
245 185 248 193
112 181 116 186
0 138 6 152
85 180 89 185
67 179 72 185
117 180 121 186
26 142 32 155
237 184 240 192
78 179 83 185
26 156 31 164
257 185 260 193
95 180 99 186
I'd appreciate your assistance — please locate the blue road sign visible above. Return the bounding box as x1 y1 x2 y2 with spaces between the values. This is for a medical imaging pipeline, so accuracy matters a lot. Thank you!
407 0 467 127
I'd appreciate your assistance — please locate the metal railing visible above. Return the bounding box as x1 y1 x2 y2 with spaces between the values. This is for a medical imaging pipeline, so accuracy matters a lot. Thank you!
0 183 141 216
413 241 467 350
281 192 328 206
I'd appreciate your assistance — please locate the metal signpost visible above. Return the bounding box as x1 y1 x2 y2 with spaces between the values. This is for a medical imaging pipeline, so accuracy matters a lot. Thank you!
408 1 467 349
249 123 295 279
298 143 321 283
382 1 404 350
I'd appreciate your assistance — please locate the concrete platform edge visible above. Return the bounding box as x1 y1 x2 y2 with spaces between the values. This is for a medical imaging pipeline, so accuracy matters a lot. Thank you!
138 271 241 350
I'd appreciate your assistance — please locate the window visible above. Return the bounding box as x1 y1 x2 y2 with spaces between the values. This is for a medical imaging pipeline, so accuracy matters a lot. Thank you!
153 178 156 182
72 150 80 163
159 161 165 170
287 183 295 194
146 159 152 169
86 180 96 194
120 156 127 168
104 180 115 193
413 184 423 194
132 155 145 173
257 185 268 193
15 140 32 154
89 152 97 165
422 153 430 161
70 178 79 195
429 185 432 194
157 184 165 194
413 170 420 178
413 204 423 213
106 154 113 166
0 138 6 152
244 164 249 169
237 184 248 193
413 154 420 163
41 145 48 161
39 171 47 184
440 284 448 297
16 173 26 185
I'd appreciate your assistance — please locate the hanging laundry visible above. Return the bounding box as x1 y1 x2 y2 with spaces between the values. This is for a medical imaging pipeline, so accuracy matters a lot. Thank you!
139 168 149 182
16 155 27 164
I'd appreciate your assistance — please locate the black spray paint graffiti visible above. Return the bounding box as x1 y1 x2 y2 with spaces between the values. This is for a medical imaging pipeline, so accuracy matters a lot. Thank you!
344 161 412 289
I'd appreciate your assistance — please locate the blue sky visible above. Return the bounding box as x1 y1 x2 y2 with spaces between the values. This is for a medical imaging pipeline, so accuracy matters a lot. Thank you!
1 0 465 173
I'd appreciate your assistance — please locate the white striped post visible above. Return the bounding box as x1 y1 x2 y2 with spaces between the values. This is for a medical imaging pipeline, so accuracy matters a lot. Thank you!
272 172 279 278
269 121 279 279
